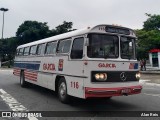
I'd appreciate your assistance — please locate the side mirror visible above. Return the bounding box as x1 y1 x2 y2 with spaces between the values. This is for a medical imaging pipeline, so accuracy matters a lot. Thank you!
129 42 132 47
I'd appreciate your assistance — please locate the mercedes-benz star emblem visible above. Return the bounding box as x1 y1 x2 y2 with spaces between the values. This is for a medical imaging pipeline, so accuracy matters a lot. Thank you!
120 72 127 81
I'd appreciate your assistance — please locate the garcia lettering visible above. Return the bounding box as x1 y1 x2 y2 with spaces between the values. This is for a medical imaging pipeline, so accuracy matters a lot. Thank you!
43 63 55 71
98 63 116 68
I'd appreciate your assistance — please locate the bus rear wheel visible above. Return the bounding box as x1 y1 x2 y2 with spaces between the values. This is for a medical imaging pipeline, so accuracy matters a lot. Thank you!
58 78 70 103
20 71 27 87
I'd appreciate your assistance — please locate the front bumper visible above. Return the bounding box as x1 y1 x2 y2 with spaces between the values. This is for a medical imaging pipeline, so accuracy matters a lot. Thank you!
85 85 142 98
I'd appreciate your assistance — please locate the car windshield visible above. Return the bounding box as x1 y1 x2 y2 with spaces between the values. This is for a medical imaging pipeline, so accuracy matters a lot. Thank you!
120 36 136 59
87 34 119 58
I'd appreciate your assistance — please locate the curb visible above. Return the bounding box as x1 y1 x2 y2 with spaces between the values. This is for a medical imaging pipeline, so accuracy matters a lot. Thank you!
140 71 160 75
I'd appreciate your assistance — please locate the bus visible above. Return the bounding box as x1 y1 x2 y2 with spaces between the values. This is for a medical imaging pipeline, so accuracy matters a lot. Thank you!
13 24 142 103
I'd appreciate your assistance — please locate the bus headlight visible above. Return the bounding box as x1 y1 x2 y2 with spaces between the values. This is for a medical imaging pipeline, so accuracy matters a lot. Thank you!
95 73 107 81
135 72 140 80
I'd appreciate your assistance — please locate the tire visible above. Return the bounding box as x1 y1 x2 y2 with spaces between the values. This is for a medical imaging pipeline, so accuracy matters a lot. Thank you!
58 78 70 103
20 71 27 87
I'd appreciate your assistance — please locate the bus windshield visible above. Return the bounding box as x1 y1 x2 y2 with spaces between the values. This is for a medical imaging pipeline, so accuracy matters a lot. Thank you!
87 34 119 58
120 36 136 59
87 34 136 59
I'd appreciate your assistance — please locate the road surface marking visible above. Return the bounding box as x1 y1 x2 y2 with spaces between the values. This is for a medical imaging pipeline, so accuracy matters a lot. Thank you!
143 93 160 97
139 79 150 83
0 89 38 120
139 80 160 87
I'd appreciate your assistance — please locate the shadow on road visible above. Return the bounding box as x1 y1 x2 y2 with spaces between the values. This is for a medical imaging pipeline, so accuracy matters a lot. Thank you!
12 82 139 112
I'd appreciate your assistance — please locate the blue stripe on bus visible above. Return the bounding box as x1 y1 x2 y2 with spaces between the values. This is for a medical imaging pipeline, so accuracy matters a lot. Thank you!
14 63 40 70
14 61 41 63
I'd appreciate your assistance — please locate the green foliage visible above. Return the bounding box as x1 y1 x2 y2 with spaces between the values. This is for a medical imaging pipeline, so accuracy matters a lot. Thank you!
16 21 74 45
136 30 160 49
143 13 160 31
55 21 73 34
50 21 74 35
0 37 18 62
16 21 50 44
136 13 160 59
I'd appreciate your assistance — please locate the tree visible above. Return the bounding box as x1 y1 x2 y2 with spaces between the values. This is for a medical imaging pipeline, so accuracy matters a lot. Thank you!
50 21 74 35
16 21 75 45
143 14 160 31
0 37 18 62
16 21 50 44
136 30 159 59
136 13 160 59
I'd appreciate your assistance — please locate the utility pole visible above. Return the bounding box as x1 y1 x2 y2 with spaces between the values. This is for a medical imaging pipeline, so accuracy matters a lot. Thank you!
0 7 9 67
0 8 9 40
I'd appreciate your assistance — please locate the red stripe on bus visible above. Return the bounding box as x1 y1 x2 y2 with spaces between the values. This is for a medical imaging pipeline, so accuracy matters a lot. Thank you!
24 69 37 72
13 68 38 81
24 72 38 76
13 72 20 75
25 69 37 72
13 73 20 76
25 76 37 81
13 70 20 73
24 72 37 76
24 74 37 79
13 70 20 72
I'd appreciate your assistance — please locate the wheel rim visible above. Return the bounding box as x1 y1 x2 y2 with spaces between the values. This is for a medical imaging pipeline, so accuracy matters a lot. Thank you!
59 82 66 98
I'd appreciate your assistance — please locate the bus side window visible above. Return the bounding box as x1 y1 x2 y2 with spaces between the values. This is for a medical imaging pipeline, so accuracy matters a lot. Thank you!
24 47 30 56
30 45 37 55
19 48 24 56
45 42 57 54
37 43 45 55
57 40 71 53
71 38 84 59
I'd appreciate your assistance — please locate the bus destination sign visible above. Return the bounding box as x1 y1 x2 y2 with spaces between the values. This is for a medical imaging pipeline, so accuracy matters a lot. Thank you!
105 26 130 35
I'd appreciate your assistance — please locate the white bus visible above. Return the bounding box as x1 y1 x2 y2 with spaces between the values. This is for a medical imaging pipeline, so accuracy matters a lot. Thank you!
13 24 142 103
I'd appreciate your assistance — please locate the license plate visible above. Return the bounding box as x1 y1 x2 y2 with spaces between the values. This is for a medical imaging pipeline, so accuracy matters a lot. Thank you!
121 88 131 94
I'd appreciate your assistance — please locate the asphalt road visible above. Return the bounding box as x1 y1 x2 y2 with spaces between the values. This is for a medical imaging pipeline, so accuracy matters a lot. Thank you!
0 69 160 120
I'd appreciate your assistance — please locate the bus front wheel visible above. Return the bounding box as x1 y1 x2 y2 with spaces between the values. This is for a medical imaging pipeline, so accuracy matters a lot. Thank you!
20 71 27 87
58 78 70 103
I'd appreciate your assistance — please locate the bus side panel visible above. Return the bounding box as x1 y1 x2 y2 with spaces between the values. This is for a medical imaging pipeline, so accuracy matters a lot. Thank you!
14 55 85 98
37 73 53 89
65 76 84 98
55 56 85 98
33 55 85 98
37 56 56 90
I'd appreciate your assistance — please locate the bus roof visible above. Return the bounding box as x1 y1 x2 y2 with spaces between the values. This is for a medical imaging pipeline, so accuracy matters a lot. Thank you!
17 24 135 49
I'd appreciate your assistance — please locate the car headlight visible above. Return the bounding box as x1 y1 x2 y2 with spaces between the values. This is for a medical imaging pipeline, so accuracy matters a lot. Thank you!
95 73 107 81
135 72 140 80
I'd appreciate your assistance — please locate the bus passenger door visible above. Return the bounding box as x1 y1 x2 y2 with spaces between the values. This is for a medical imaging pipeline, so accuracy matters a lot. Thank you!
66 37 85 98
